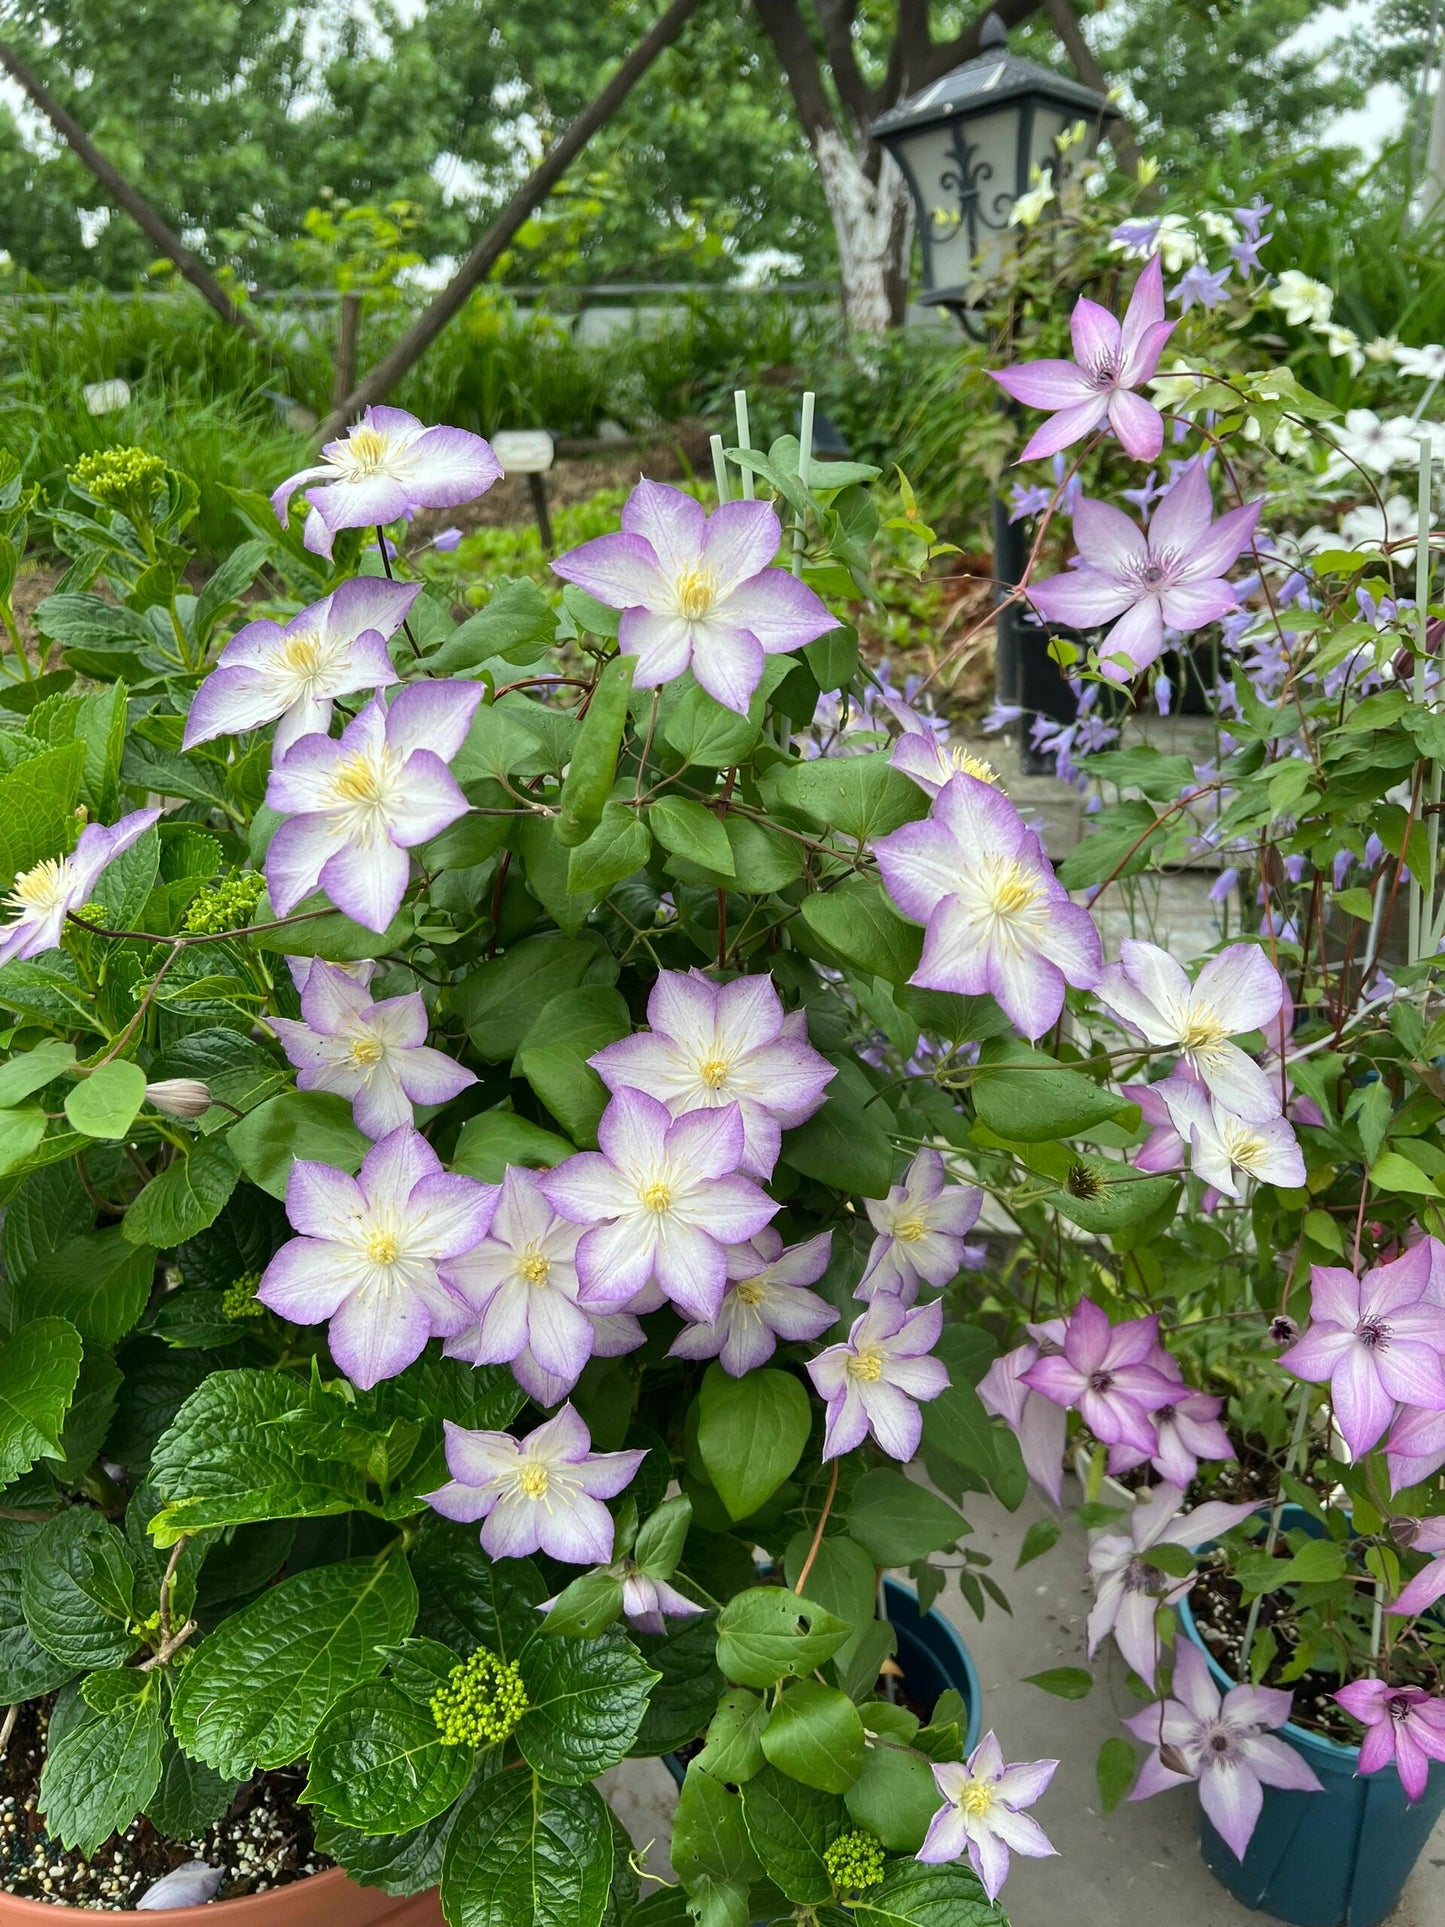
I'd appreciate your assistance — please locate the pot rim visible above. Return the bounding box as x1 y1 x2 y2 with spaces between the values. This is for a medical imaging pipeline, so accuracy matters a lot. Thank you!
0 1861 358 1920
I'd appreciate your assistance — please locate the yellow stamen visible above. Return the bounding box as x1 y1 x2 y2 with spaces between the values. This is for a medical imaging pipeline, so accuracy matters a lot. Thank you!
641 1181 673 1213
846 1344 886 1382
674 566 718 621
330 753 388 807
894 1215 927 1244
343 425 393 476
1181 1011 1228 1053
281 630 324 680
985 857 1042 917
518 1462 549 1499
735 1278 766 1306
520 1251 551 1286
951 747 1000 785
698 1057 731 1089
957 1779 994 1817
350 1036 385 1067
365 1229 400 1265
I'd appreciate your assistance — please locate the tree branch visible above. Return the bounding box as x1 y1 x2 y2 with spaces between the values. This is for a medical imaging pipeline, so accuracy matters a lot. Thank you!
1042 0 1143 174
916 0 1045 87
815 0 877 129
754 0 841 147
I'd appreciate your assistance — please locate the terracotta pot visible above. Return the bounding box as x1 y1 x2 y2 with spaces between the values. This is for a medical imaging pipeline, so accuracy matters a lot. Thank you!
0 1865 444 1923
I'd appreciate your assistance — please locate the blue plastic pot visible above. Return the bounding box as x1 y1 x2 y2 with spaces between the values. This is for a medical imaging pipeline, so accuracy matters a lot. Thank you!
1178 1507 1445 1927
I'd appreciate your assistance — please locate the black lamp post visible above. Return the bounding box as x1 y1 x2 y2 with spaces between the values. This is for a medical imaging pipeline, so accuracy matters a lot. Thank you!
869 15 1120 769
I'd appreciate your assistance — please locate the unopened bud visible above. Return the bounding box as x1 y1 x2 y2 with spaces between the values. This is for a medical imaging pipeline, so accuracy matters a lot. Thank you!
1159 1742 1190 1775
1390 1517 1421 1550
1267 1315 1298 1347
144 1079 212 1120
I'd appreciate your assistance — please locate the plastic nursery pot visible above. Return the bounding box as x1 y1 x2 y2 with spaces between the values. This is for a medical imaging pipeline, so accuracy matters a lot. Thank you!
1178 1505 1445 1927
0 1866 445 1924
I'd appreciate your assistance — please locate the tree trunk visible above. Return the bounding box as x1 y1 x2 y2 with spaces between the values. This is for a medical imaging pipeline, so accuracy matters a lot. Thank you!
810 127 914 332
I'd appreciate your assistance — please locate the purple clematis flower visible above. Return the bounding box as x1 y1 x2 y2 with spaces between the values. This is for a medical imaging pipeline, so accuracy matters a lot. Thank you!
1022 1298 1180 1455
917 1733 1058 1900
551 480 835 714
990 255 1175 463
1388 1403 1445 1492
182 577 417 756
807 1295 949 1461
1027 463 1263 682
258 1126 494 1390
619 1567 705 1636
1386 1519 1445 1617
590 969 833 1177
1333 1678 1445 1800
1109 1386 1235 1489
1126 1638 1321 1857
541 1089 776 1322
979 1320 1070 1505
439 1165 641 1405
1097 938 1286 1123
875 772 1101 1039
889 727 1002 799
669 1227 835 1375
272 405 501 558
1278 1245 1445 1458
271 958 475 1138
425 1404 645 1564
1156 1077 1304 1198
0 808 160 965
1088 1485 1259 1685
858 1147 983 1304
265 679 483 932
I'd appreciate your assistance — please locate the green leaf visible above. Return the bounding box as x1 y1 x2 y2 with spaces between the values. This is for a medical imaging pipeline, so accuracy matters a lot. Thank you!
663 681 763 768
430 578 557 674
145 1737 239 1838
517 1627 661 1784
450 1110 575 1182
920 1332 1003 1489
0 740 85 892
647 796 735 875
1096 1735 1137 1812
170 1551 417 1777
799 880 923 984
23 1230 155 1344
759 1680 863 1792
715 1587 851 1689
441 1772 614 1927
696 1689 768 1784
514 986 631 1147
971 1039 1131 1142
1371 1150 1441 1197
541 1570 625 1640
671 1764 761 1923
1024 1666 1093 1699
0 1108 47 1179
39 1667 163 1855
21 1507 138 1669
628 1611 723 1757
1055 800 1168 890
781 1056 894 1198
412 1526 547 1664
697 1366 810 1521
566 802 653 896
865 1859 1007 1924
314 1780 474 1899
844 1740 940 1852
635 1495 692 1579
455 935 619 1061
63 1059 147 1139
194 539 270 645
0 1317 83 1480
1016 1518 1061 1569
304 1679 473 1833
0 1039 75 1108
804 624 860 692
737 1765 838 1905
847 1469 965 1566
0 1520 77 1701
768 751 927 842
227 1088 368 1199
122 1139 239 1248
556 655 636 846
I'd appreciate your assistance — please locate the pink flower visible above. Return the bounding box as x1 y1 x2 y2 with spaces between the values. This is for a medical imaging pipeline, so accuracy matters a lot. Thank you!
990 256 1176 463
1333 1678 1445 1801
1385 1519 1445 1619
1022 1297 1179 1455
1110 1387 1234 1489
917 1732 1058 1901
806 1295 949 1461
1277 1243 1445 1458
1127 1638 1321 1858
979 1320 1070 1505
1027 463 1262 682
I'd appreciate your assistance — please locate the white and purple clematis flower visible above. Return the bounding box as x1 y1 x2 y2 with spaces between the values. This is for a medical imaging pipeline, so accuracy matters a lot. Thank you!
669 1227 836 1376
889 717 1002 799
264 679 483 932
875 772 1102 1039
541 1089 777 1322
271 958 475 1138
1087 1484 1259 1685
1277 1243 1445 1459
182 577 417 757
618 1566 705 1637
272 405 502 558
551 480 836 714
857 1148 983 1304
0 808 160 964
1126 1637 1321 1858
425 1404 645 1564
1027 463 1262 682
990 255 1176 464
917 1732 1058 1901
1333 1677 1445 1799
1022 1297 1180 1455
590 968 834 1177
979 1320 1070 1505
807 1294 949 1461
1098 939 1286 1123
1154 1077 1305 1198
441 1165 642 1405
258 1126 494 1390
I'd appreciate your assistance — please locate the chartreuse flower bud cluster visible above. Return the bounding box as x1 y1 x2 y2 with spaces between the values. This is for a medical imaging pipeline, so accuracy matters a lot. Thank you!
183 870 265 934
824 1829 886 1894
220 1271 265 1320
70 446 168 516
430 1647 528 1747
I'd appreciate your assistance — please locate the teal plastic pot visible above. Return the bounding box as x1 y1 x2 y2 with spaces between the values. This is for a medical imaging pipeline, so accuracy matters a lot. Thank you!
1178 1510 1444 1927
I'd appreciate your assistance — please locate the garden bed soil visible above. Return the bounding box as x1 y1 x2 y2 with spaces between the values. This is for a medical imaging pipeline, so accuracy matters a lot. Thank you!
0 1700 326 1910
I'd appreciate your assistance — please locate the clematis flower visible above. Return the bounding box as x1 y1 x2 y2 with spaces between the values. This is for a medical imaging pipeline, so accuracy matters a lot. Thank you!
807 1295 949 1461
1087 1484 1259 1685
979 1320 1070 1505
669 1227 836 1375
265 679 483 933
1027 463 1262 683
182 577 417 756
1156 1078 1304 1198
1022 1298 1179 1455
272 405 501 558
1097 939 1286 1123
1270 271 1333 328
1385 1519 1445 1617
590 968 834 1177
439 1165 636 1405
917 1733 1058 1901
1126 1638 1321 1857
889 723 1001 798
425 1404 645 1564
1333 1678 1445 1800
857 1147 983 1303
551 479 835 714
271 958 475 1138
1109 1387 1234 1489
541 1089 776 1322
258 1126 494 1389
989 255 1175 463
1387 1402 1445 1492
1278 1244 1445 1459
875 772 1101 1039
619 1567 705 1636
0 808 160 964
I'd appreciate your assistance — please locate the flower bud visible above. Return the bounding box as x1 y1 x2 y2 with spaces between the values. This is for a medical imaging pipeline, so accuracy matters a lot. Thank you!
1267 1314 1298 1347
144 1078 212 1120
